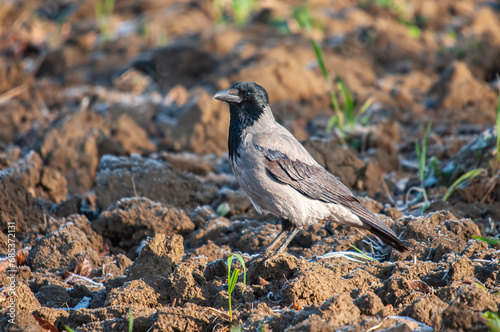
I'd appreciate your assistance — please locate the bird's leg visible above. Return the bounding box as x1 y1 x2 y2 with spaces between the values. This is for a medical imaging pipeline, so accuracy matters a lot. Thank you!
261 218 294 254
247 219 293 265
261 230 289 255
274 228 300 254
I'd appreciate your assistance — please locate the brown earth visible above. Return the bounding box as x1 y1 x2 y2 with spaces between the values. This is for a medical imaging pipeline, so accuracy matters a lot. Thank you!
1 0 500 331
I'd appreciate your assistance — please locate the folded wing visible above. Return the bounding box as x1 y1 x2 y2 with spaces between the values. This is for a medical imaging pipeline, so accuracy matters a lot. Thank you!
254 139 408 252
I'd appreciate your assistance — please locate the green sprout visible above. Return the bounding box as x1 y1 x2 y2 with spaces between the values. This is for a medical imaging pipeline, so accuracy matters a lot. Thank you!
483 311 500 332
443 168 487 201
232 0 256 26
96 0 115 19
475 283 488 293
230 325 243 332
472 235 500 248
326 77 374 132
227 253 246 323
65 327 75 332
96 0 115 21
95 0 115 39
415 122 432 213
350 244 375 261
213 0 256 26
216 203 231 217
293 6 374 133
373 0 396 8
366 0 422 38
447 30 457 41
406 24 422 38
128 307 134 332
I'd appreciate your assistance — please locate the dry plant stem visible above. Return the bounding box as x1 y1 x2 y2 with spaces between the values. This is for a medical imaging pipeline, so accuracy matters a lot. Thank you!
131 176 138 197
208 307 231 322
480 171 499 203
402 186 425 211
380 179 396 206
0 83 29 104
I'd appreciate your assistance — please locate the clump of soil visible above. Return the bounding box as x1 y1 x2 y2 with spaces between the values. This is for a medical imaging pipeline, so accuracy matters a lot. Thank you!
92 197 194 253
94 154 215 211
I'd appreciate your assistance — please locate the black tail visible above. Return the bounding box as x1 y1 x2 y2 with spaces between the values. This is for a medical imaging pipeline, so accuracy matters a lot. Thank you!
366 223 409 252
349 204 409 252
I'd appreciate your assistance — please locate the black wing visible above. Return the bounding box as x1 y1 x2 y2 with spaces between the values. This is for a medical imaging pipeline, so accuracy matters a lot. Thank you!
258 146 409 252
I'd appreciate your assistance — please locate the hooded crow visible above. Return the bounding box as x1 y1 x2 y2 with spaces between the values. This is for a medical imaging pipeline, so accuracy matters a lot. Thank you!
214 81 409 255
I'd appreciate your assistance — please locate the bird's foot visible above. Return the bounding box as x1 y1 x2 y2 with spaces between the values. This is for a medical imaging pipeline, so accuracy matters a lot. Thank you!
246 251 275 267
246 250 300 285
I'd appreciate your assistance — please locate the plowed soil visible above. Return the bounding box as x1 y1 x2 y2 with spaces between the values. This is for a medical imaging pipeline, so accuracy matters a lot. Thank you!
1 1 499 331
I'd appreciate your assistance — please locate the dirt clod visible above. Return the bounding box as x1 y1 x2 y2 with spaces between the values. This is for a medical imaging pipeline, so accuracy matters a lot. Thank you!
95 155 215 211
127 233 184 282
105 279 159 308
355 291 384 316
28 223 93 272
166 255 210 306
92 197 193 253
320 292 361 327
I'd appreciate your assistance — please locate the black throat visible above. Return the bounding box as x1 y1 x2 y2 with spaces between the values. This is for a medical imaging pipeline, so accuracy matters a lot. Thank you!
228 103 265 159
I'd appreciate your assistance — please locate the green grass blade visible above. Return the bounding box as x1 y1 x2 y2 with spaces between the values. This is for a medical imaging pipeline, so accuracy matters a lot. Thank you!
483 311 500 332
443 168 487 201
65 327 76 332
421 122 431 178
326 115 338 132
407 25 422 38
337 77 354 112
417 122 432 181
227 254 246 292
328 90 343 132
329 90 342 121
105 0 115 15
359 97 373 115
227 255 233 283
293 5 346 132
232 0 255 26
228 268 240 294
311 39 343 132
415 141 421 179
472 235 500 247
337 77 355 126
311 39 329 81
350 245 374 261
234 254 246 292
421 200 430 214
96 0 103 18
474 283 488 293
292 6 312 33
128 308 134 332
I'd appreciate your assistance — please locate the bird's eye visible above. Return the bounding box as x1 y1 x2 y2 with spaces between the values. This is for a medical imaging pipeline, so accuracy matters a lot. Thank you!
245 91 252 97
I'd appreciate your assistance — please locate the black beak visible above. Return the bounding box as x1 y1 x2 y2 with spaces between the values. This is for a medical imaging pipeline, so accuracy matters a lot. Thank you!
213 88 242 104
